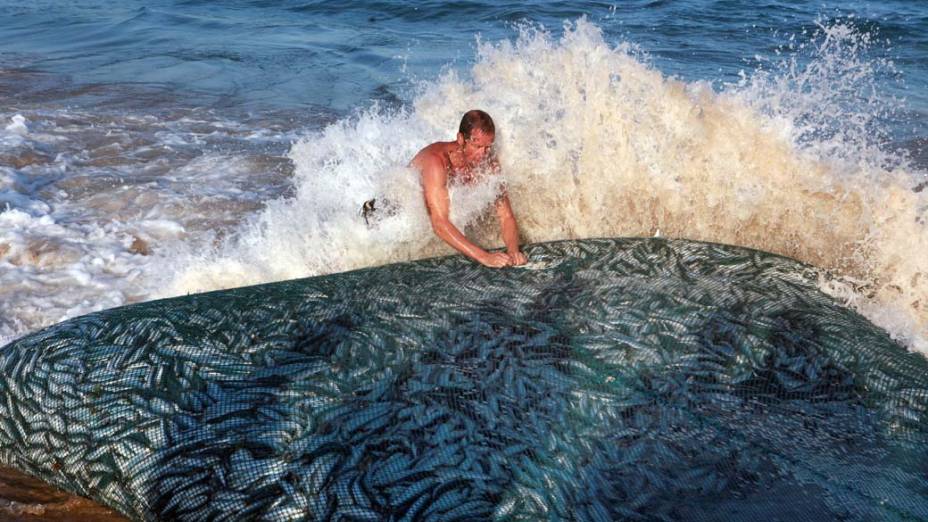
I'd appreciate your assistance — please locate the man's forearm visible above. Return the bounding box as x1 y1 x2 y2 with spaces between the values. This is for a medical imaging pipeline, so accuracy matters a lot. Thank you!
500 215 521 253
431 217 488 262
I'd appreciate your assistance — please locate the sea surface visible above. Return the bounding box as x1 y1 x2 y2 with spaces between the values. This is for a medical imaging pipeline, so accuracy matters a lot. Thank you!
1 0 927 515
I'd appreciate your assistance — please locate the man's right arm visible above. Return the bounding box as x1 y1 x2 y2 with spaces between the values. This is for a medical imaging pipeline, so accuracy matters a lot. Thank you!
416 155 510 268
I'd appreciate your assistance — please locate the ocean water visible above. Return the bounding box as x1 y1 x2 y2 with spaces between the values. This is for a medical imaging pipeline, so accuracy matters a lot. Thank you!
1 0 927 359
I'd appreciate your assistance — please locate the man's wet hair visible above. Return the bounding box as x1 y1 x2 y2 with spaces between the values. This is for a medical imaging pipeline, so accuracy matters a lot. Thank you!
458 110 495 139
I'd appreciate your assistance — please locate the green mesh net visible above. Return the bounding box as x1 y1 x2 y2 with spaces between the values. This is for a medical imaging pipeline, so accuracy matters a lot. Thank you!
1 238 926 521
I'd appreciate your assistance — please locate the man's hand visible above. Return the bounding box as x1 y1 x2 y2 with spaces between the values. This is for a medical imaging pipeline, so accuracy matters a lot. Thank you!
479 251 512 268
507 250 528 266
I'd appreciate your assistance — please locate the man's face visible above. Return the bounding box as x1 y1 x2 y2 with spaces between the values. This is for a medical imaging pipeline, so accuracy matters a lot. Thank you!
461 129 495 166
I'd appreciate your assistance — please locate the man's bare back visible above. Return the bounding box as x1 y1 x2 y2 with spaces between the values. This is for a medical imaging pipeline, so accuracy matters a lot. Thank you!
411 110 527 268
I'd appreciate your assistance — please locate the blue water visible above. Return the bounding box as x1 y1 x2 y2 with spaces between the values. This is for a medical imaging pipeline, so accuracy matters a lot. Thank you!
2 1 926 131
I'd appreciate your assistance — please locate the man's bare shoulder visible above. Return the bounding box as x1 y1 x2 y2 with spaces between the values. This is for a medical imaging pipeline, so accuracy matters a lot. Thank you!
411 141 451 172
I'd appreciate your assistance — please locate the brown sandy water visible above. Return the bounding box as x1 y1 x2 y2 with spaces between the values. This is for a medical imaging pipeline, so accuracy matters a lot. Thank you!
0 467 126 521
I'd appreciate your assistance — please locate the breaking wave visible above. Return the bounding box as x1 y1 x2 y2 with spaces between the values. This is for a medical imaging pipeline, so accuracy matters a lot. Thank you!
164 20 927 353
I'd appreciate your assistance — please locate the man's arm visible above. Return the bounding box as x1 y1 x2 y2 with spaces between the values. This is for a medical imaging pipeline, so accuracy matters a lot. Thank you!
416 155 510 268
495 192 527 265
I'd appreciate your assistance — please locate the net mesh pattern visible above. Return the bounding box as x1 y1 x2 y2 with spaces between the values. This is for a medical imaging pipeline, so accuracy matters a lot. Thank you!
0 238 926 521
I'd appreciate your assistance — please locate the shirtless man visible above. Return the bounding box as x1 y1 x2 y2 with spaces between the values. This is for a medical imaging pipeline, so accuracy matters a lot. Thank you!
411 110 527 268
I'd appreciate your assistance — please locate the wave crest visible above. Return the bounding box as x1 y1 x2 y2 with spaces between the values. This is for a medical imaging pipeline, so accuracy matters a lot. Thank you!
165 19 927 353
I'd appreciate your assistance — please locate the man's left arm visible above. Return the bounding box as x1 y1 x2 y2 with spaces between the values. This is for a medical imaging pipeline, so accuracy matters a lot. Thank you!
495 191 527 265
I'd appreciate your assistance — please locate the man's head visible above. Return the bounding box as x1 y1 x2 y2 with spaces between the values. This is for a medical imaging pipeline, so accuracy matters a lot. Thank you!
457 110 495 165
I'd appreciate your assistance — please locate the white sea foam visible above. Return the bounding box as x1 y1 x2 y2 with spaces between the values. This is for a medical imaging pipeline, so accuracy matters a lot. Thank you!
162 110 502 293
4 114 28 135
1 115 29 148
0 109 293 340
164 19 927 354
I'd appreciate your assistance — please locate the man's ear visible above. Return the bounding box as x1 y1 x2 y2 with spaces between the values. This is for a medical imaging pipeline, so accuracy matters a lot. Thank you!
456 132 465 146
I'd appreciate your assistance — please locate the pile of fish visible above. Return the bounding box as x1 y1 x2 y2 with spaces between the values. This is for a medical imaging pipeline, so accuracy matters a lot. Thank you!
1 238 926 520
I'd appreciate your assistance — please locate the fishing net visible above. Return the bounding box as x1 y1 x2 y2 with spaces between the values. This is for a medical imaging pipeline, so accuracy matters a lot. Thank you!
1 238 926 521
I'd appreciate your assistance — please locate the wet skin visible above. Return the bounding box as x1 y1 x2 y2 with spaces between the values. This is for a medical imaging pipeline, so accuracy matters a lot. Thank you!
411 128 527 268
